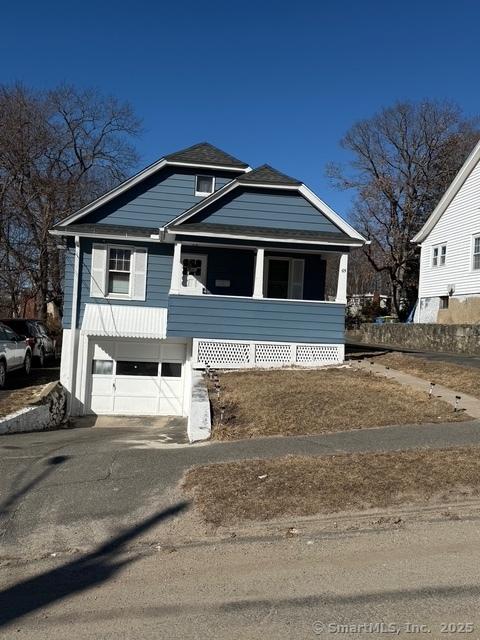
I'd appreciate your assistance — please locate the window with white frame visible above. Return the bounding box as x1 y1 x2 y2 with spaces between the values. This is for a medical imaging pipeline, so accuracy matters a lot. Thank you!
473 235 480 270
432 244 447 267
195 175 215 196
108 247 132 294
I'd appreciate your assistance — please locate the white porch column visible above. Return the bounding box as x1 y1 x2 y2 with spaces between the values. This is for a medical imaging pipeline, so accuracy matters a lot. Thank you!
253 248 265 298
335 253 348 304
169 241 182 294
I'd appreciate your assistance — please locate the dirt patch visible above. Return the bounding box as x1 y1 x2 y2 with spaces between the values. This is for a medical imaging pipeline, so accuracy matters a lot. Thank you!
208 367 468 441
0 385 45 418
0 368 59 419
184 447 480 527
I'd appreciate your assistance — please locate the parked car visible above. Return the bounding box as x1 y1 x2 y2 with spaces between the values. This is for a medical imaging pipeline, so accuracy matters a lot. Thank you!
0 322 32 389
0 319 56 366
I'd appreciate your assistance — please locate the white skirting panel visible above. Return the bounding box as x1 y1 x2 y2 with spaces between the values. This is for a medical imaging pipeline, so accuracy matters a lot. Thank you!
193 338 344 369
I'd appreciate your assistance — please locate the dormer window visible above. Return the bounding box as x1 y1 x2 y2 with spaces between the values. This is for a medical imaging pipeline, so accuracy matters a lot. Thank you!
195 175 215 196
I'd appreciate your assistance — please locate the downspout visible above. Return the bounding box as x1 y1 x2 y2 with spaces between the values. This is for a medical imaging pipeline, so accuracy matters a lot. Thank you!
67 235 80 417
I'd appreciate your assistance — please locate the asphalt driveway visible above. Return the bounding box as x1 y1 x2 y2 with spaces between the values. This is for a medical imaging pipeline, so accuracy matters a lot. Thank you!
2 418 480 560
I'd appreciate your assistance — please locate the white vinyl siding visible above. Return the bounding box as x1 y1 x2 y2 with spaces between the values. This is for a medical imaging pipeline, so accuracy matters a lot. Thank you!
418 158 480 298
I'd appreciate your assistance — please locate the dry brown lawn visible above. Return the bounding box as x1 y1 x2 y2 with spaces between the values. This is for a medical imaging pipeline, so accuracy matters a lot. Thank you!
0 383 48 418
376 353 480 399
208 367 468 441
184 447 480 526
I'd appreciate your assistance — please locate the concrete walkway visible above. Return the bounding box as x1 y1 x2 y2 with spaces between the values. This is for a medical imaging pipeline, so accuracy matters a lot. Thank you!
352 359 480 419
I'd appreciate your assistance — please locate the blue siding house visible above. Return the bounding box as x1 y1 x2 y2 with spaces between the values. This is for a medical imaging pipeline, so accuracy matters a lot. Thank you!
51 143 366 427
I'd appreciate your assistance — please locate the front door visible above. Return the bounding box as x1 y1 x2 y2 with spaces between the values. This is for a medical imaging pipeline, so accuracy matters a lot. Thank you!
181 254 207 294
265 257 305 299
266 258 290 298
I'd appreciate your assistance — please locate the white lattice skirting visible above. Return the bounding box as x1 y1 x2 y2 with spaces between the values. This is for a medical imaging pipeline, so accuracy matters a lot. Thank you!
193 339 344 368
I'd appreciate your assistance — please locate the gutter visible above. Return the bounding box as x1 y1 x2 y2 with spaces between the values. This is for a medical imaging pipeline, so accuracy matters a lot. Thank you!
67 236 80 417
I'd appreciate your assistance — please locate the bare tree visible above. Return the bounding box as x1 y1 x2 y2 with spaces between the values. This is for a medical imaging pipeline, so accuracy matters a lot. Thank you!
347 246 389 296
0 84 141 319
328 100 479 318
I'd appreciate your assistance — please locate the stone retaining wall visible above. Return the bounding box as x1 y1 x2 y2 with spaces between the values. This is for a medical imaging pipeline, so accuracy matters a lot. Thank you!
0 381 67 435
347 323 480 355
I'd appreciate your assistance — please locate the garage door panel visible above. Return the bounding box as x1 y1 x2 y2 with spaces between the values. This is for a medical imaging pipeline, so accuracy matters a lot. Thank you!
91 377 114 394
115 378 162 396
158 397 182 416
160 378 183 398
116 341 160 360
114 396 159 415
90 395 114 414
88 339 186 417
93 344 114 360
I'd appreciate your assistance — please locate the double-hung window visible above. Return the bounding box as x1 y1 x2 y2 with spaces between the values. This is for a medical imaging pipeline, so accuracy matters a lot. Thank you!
108 247 132 295
432 244 446 268
473 235 480 271
195 175 215 196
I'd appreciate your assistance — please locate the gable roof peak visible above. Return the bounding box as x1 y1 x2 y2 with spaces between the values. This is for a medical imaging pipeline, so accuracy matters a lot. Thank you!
412 137 480 243
164 142 249 168
237 164 302 186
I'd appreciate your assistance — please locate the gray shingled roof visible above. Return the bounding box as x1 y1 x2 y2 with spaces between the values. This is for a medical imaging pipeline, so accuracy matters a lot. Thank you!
237 164 302 186
57 223 158 238
175 222 356 244
164 142 249 168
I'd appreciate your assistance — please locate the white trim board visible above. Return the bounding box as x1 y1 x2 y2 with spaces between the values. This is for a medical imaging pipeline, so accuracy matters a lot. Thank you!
172 228 363 247
412 139 480 243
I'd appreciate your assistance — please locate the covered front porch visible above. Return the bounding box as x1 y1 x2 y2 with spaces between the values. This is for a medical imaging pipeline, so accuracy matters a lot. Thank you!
168 242 349 304
166 240 349 368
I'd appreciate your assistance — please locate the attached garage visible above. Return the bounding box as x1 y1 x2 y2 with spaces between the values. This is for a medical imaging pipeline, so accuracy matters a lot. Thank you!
86 338 187 416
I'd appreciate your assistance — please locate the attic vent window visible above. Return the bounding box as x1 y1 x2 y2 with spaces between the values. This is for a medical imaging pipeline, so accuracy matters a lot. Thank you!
195 175 215 196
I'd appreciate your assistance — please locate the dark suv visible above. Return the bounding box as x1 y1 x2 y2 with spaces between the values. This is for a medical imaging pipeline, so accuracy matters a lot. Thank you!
0 319 56 367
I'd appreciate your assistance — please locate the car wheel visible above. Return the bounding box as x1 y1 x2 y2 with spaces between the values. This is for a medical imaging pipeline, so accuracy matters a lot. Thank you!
38 348 45 367
0 361 6 389
24 352 32 376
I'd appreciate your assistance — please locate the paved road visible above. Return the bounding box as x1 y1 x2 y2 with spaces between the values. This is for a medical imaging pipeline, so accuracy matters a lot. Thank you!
2 419 480 559
2 516 480 638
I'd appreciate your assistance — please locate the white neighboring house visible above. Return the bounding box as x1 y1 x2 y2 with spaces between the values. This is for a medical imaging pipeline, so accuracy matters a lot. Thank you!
412 140 480 324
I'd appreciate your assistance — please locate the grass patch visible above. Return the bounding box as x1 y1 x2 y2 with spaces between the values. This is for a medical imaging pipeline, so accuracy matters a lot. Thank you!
184 447 480 526
376 353 480 399
208 367 467 441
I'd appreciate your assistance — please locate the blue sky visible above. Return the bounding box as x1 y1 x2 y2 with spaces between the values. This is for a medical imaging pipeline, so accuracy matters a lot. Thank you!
2 0 478 218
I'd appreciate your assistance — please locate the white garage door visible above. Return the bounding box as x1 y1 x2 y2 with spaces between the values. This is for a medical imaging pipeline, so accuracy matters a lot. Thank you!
88 339 186 416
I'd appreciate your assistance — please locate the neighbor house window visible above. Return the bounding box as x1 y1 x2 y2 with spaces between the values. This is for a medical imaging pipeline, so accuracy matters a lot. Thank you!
473 235 480 270
432 244 446 267
439 296 449 310
108 248 131 294
195 175 215 196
